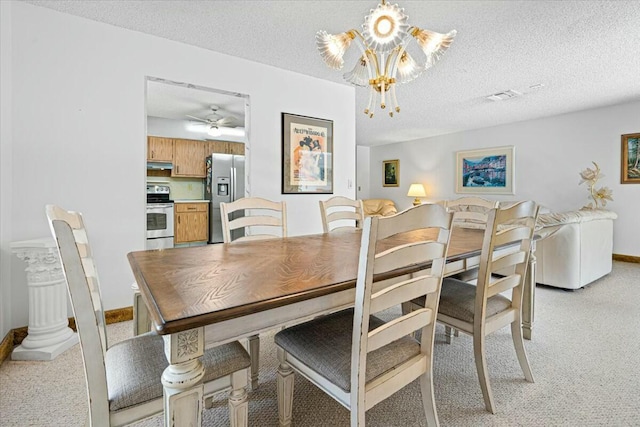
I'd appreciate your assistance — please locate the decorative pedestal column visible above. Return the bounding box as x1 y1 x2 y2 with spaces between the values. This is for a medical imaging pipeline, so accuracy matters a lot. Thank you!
10 237 79 361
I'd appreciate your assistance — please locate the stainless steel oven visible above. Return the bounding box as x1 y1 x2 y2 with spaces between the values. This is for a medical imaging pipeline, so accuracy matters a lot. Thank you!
146 184 174 249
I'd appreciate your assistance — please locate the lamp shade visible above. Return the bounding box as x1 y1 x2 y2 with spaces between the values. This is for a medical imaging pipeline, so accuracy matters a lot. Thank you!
408 183 427 206
407 183 427 197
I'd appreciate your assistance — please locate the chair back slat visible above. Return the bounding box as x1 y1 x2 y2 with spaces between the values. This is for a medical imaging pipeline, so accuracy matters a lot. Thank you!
367 308 433 353
369 275 439 314
350 204 453 411
326 211 362 223
491 250 527 273
319 196 364 233
375 207 451 240
373 241 447 275
227 215 283 231
494 226 532 247
46 205 110 423
487 274 522 298
221 197 287 243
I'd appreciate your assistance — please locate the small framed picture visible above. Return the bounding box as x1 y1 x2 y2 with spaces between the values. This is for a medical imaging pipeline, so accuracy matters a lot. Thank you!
455 146 515 194
383 159 399 187
621 133 640 184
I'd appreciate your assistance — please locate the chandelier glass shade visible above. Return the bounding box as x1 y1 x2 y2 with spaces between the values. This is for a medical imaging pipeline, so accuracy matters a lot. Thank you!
316 1 456 117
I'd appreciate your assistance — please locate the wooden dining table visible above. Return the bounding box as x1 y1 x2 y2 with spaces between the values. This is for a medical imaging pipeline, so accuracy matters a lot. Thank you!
128 226 537 427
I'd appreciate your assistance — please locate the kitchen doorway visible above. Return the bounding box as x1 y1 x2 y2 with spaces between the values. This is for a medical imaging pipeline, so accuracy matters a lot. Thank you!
144 77 250 247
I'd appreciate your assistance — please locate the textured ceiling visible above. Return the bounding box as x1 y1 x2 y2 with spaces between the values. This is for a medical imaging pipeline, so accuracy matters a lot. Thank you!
24 1 640 146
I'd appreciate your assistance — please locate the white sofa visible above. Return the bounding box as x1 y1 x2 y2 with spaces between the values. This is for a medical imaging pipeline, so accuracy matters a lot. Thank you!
535 209 618 290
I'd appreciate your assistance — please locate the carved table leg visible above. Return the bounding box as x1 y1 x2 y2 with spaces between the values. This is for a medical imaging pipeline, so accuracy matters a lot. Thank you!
277 348 295 427
162 328 205 427
522 241 537 340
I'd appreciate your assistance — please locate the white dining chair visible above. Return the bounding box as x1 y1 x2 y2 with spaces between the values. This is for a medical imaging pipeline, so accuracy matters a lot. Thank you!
220 196 287 390
275 204 454 426
433 201 539 413
319 196 365 233
435 196 501 340
46 205 251 426
220 197 287 243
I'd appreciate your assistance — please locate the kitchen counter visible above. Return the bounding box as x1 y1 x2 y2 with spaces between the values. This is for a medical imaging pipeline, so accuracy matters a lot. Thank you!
174 200 208 203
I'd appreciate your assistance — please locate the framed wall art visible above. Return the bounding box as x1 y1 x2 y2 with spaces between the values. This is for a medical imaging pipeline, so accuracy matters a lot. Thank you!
621 132 640 184
455 146 515 194
282 113 333 194
383 159 399 187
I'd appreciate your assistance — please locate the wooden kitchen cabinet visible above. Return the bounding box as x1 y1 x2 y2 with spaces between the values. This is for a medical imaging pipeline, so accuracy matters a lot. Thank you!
174 203 209 244
147 136 174 162
172 139 206 177
205 140 245 156
228 142 245 155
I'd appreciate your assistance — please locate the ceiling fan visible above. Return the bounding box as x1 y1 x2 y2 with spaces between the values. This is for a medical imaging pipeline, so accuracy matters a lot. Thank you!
186 105 240 130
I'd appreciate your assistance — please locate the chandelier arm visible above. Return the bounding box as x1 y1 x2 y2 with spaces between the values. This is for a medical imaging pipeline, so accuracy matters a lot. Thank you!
350 31 380 82
366 85 376 117
388 32 416 80
390 83 399 115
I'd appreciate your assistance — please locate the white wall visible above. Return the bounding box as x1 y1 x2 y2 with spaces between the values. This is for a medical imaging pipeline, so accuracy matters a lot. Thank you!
367 101 640 257
1 1 14 339
147 116 246 143
356 146 370 199
3 3 356 329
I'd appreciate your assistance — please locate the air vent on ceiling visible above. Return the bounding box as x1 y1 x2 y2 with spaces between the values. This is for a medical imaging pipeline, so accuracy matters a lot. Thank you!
486 89 522 102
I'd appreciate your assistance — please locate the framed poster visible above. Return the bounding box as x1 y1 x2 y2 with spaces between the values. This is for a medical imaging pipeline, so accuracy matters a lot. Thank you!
282 113 333 194
621 133 640 184
455 146 515 194
383 159 399 187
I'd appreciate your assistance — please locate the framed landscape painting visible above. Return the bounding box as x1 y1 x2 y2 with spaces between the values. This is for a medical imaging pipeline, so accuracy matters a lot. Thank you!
621 133 640 184
282 113 333 194
455 146 515 194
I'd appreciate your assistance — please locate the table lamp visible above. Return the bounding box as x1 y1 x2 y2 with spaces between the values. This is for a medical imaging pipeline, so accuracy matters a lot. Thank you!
407 183 427 206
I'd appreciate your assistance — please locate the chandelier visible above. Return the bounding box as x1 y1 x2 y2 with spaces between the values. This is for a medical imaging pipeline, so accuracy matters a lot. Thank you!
316 1 456 117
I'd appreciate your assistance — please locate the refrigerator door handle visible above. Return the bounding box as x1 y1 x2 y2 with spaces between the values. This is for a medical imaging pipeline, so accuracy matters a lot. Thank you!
231 166 236 201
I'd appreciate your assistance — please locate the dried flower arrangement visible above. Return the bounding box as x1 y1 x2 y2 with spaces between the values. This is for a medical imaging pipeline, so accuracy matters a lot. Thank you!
579 162 613 209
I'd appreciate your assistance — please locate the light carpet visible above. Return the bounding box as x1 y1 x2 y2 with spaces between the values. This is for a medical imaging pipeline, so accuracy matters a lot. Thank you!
1 261 638 426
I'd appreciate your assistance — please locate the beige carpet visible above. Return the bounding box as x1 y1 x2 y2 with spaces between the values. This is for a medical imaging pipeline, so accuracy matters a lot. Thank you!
1 261 639 426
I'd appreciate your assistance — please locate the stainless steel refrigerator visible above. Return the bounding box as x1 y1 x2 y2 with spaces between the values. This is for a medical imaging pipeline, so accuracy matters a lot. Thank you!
205 153 245 243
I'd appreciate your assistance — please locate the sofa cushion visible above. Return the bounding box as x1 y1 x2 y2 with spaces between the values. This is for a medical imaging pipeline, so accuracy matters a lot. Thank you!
362 199 397 217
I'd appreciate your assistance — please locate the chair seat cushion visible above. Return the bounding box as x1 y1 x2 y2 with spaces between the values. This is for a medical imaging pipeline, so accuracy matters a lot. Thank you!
105 333 250 412
437 278 512 322
274 308 420 393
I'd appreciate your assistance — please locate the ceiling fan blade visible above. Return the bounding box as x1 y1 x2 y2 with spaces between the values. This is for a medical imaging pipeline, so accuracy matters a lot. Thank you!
186 114 209 123
216 116 239 128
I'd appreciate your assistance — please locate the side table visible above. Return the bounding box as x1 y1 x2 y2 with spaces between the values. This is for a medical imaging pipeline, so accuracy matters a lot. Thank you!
10 237 79 360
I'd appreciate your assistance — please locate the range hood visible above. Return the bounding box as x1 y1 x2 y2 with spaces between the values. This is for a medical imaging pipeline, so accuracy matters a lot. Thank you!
147 161 173 170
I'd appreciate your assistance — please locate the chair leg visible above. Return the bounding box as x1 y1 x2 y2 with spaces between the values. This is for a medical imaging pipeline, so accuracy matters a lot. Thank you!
444 326 454 344
419 371 440 427
277 348 295 427
228 370 249 427
132 290 152 336
473 333 496 414
350 406 366 427
511 320 534 382
248 334 260 390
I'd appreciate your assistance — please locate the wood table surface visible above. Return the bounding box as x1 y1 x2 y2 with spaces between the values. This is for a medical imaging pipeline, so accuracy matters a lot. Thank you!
128 227 486 335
